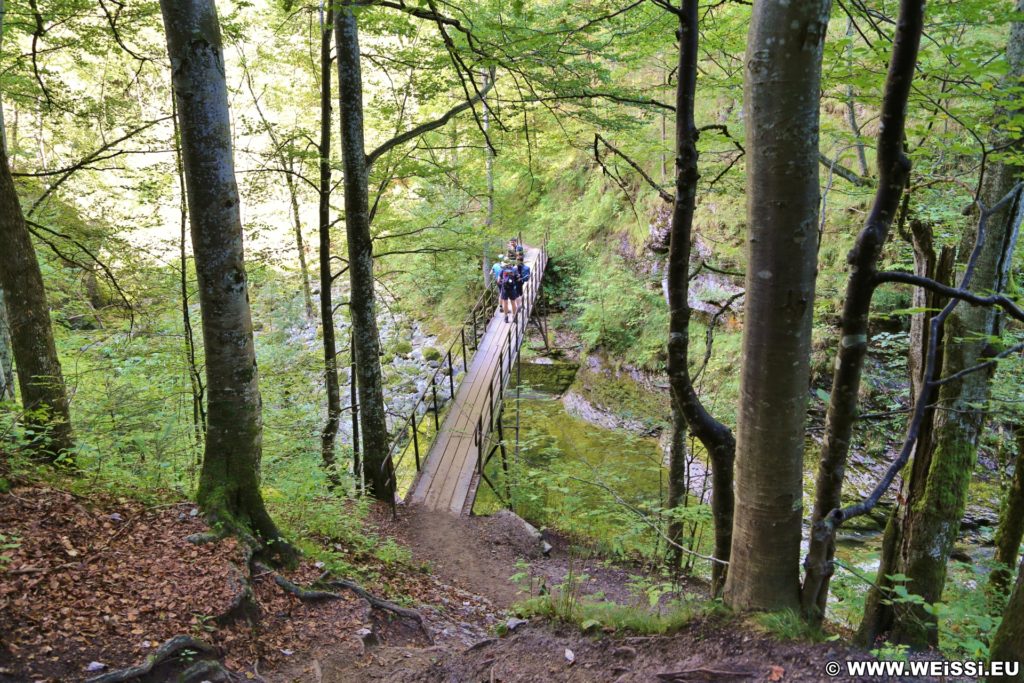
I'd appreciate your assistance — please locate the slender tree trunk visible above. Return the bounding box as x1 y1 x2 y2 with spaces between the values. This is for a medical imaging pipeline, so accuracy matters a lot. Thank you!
172 99 206 448
350 332 361 488
666 407 688 572
724 0 829 612
991 426 1024 600
0 13 13 404
800 0 925 624
335 2 394 501
317 1 342 487
160 0 291 561
0 142 74 459
285 160 314 320
0 0 6 155
665 0 735 596
844 18 869 178
0 289 14 401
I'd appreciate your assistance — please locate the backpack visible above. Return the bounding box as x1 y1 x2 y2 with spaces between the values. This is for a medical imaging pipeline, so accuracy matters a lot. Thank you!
498 266 519 294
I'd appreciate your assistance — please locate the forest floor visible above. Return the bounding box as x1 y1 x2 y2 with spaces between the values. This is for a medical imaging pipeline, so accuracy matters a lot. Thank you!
0 480 943 682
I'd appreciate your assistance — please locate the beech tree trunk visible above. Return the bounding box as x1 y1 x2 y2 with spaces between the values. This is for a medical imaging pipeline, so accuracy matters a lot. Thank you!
335 2 394 501
724 0 829 611
0 141 74 458
665 0 734 596
160 0 290 559
800 0 925 624
317 2 342 487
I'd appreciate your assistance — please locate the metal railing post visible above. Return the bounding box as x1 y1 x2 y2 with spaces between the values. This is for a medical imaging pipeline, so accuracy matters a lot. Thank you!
432 378 440 430
446 349 455 397
460 327 467 371
411 411 420 470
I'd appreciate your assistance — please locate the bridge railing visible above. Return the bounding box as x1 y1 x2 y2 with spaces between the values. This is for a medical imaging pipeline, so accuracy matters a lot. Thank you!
379 265 504 495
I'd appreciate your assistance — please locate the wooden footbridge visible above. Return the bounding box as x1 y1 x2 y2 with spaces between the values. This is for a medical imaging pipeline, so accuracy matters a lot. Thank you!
382 245 548 515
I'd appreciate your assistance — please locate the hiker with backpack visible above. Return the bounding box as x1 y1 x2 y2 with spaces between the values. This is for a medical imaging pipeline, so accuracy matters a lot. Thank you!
497 260 521 323
514 255 531 303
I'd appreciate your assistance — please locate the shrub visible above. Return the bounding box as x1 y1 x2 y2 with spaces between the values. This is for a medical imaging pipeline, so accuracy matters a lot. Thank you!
394 340 413 356
423 347 442 362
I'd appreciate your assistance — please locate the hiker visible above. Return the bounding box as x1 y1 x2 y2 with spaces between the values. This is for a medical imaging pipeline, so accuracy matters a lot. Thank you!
514 256 531 303
490 255 504 285
508 237 524 261
497 261 521 323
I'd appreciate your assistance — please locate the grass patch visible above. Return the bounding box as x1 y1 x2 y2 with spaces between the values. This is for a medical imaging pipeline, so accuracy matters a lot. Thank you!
512 594 700 636
751 609 833 643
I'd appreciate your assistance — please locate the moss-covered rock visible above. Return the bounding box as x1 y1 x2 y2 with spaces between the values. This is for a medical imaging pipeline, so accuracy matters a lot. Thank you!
423 346 442 362
394 340 413 356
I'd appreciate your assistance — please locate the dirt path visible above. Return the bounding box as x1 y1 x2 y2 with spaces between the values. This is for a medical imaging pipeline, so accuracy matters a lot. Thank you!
381 506 695 611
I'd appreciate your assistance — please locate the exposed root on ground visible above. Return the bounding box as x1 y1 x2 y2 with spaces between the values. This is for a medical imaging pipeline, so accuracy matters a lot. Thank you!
266 566 432 643
85 635 229 683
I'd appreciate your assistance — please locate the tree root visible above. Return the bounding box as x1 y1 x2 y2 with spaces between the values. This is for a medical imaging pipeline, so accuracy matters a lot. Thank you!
268 569 432 643
273 574 345 602
217 563 260 626
320 575 431 639
85 635 221 683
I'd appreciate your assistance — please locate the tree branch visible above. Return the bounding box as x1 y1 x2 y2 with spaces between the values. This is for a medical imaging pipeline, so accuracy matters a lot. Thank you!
818 152 869 186
366 73 494 168
594 133 673 203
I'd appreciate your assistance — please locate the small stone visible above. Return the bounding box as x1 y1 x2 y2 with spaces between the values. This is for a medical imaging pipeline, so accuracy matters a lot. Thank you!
280 649 294 656
189 508 199 517
314 561 325 569
505 617 528 632
85 662 106 672
108 513 124 523
564 648 575 664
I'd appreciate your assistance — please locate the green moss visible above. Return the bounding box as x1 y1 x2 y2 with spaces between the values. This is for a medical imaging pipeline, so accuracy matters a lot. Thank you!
423 346 442 362
394 340 413 356
570 358 669 431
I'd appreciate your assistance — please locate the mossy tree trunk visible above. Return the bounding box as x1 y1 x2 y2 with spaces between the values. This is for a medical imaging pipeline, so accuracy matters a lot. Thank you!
335 1 394 501
0 140 74 459
664 0 735 596
723 0 829 612
160 0 291 562
855 225 952 647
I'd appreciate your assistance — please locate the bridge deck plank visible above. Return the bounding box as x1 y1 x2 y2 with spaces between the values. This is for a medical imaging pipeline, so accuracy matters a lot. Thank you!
409 247 543 514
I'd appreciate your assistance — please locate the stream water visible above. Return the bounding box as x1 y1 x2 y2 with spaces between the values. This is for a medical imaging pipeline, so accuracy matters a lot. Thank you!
473 360 670 559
